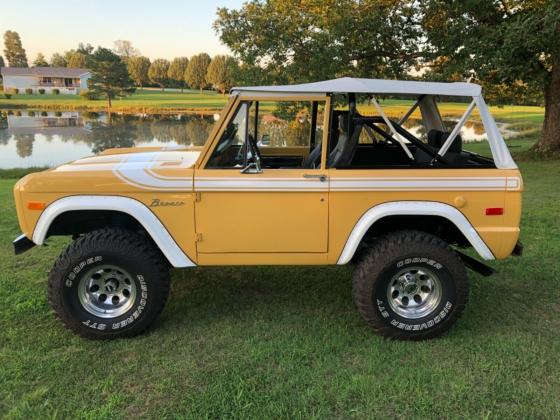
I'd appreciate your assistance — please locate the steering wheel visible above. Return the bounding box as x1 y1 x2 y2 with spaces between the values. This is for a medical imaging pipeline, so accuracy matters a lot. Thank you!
247 134 263 164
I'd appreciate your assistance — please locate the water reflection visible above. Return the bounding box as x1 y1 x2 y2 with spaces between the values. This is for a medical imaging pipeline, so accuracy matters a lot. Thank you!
403 118 515 143
0 110 215 168
0 110 517 169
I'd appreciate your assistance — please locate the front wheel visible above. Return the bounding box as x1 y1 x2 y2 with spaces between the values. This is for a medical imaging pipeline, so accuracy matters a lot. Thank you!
352 230 469 340
47 228 170 339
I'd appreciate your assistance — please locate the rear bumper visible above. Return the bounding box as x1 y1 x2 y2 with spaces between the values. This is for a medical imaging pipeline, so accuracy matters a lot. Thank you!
13 234 35 255
512 240 523 257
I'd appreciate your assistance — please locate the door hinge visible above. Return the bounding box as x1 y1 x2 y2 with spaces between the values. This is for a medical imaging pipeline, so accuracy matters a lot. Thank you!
194 192 202 202
194 233 203 242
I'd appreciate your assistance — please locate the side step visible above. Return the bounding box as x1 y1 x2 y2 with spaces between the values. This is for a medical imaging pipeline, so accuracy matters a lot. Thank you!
455 250 495 277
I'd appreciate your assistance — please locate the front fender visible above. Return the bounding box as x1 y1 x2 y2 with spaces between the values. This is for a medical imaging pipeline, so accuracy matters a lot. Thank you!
32 195 196 268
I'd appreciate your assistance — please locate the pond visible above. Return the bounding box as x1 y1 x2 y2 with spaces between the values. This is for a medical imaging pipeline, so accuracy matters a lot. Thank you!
0 110 216 169
0 109 517 169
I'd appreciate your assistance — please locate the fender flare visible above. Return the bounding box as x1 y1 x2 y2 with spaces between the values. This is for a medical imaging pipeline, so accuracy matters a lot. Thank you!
32 195 196 268
336 201 494 265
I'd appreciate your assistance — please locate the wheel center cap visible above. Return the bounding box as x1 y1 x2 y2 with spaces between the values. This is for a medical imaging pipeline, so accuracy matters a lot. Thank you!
404 283 418 294
105 279 119 292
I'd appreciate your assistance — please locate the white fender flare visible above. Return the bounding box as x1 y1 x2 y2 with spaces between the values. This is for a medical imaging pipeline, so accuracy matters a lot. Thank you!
337 201 494 265
32 195 196 268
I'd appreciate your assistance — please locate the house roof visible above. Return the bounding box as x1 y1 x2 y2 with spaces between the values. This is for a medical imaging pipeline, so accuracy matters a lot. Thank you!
0 67 90 77
232 77 482 97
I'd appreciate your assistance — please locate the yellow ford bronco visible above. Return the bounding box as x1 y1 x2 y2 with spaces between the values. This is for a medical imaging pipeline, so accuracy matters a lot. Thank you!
13 78 523 340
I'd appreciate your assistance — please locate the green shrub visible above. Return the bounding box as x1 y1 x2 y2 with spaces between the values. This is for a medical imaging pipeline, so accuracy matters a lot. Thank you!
4 93 11 99
41 111 48 117
27 111 36 117
25 88 33 94
80 89 100 100
38 89 45 94
54 111 62 117
13 88 19 94
53 89 60 95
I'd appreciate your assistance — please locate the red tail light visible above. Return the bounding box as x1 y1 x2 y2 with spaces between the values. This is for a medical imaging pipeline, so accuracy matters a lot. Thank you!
485 207 504 216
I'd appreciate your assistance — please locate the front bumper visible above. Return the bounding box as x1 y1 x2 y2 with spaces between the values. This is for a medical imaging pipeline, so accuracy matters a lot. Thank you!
13 234 35 255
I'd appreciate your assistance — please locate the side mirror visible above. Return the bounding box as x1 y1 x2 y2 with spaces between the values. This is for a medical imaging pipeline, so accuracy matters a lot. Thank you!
240 161 262 174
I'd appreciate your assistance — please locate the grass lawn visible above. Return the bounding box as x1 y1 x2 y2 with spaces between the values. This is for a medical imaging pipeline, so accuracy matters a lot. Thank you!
0 88 229 113
1 156 559 418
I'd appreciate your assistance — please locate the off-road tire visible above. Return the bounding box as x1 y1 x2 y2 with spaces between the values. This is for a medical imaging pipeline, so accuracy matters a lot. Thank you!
352 230 469 340
47 228 170 339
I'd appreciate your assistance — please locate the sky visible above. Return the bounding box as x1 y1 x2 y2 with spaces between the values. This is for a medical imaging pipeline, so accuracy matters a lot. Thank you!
1 0 245 62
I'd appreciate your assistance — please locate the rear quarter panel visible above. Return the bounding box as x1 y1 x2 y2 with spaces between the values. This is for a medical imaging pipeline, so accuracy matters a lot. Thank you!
327 168 523 263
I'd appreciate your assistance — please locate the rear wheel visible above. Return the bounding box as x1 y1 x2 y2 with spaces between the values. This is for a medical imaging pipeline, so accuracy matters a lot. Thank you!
48 228 170 339
352 230 469 340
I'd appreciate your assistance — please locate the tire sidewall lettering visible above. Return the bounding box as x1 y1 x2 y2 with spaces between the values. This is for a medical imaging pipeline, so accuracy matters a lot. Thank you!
65 256 103 288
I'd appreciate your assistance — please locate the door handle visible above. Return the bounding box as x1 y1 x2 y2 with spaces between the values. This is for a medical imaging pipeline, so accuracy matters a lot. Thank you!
303 174 328 182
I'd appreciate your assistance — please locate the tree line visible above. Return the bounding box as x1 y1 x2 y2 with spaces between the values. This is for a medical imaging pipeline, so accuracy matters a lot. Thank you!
1 32 240 97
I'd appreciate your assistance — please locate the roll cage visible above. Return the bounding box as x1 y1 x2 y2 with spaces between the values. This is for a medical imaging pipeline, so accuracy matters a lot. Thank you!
226 77 517 170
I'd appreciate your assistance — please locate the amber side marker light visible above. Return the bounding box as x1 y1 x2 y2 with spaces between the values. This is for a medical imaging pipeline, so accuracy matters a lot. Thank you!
485 207 504 216
27 202 46 210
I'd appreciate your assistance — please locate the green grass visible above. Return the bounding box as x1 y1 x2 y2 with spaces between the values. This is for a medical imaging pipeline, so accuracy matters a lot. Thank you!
0 89 229 113
1 157 559 418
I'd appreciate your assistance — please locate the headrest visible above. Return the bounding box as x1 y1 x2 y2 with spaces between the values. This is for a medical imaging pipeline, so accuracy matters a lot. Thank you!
338 114 349 133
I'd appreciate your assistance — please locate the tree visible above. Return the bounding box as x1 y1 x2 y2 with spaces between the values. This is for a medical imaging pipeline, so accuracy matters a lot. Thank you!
3 30 28 67
50 53 67 67
168 57 189 92
185 53 211 94
63 43 93 68
0 56 5 68
127 56 151 89
86 47 134 107
421 0 560 154
33 52 49 67
148 59 170 90
114 40 140 61
206 55 238 94
214 1 422 83
65 51 88 67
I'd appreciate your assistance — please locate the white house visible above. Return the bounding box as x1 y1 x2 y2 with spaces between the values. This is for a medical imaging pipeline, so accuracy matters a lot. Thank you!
1 67 91 94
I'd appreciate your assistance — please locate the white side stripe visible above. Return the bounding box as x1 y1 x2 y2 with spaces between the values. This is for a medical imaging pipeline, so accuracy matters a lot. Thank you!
330 177 511 191
194 177 521 192
195 177 328 191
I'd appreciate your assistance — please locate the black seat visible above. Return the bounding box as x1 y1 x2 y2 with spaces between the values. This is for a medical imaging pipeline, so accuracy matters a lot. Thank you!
328 115 362 167
427 130 462 153
303 140 322 168
416 129 467 166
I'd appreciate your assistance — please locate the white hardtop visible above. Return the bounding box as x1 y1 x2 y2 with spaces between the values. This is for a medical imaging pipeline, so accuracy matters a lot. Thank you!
232 77 482 97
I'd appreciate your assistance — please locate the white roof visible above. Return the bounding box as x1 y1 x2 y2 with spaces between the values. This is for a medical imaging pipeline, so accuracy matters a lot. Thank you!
232 77 482 97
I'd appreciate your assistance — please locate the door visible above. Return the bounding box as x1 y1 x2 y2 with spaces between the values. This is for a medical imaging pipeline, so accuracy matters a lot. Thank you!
194 99 329 254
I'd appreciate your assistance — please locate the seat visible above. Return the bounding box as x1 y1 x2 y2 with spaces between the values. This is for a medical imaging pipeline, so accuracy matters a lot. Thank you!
303 141 322 168
427 130 462 153
419 129 467 165
328 115 362 168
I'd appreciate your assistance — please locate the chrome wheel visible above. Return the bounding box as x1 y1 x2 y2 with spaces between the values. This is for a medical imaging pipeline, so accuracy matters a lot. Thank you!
387 266 442 319
78 265 137 318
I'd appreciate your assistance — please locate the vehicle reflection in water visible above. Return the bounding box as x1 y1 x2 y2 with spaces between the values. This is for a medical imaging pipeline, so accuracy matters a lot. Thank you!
0 110 215 168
